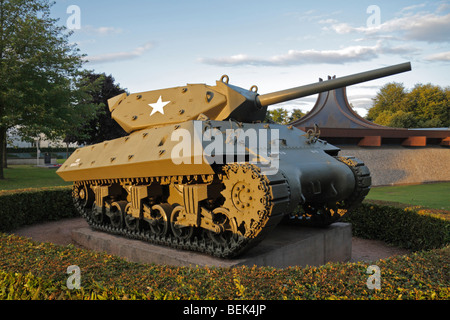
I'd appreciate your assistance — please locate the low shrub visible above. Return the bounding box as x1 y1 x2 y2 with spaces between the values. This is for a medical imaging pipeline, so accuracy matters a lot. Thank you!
0 234 448 300
0 187 77 232
0 188 448 300
343 202 450 251
0 188 448 251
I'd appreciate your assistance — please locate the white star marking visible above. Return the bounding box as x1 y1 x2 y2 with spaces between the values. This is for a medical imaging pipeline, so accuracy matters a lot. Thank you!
149 96 170 116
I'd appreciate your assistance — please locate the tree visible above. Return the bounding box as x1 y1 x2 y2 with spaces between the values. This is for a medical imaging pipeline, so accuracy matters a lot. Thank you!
374 110 418 128
366 82 406 122
64 73 128 145
367 82 449 128
407 84 449 128
265 107 305 124
0 0 96 178
265 108 288 124
287 108 305 123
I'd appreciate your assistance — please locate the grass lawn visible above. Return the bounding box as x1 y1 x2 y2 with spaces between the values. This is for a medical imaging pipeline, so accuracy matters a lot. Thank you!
0 165 72 191
366 182 450 211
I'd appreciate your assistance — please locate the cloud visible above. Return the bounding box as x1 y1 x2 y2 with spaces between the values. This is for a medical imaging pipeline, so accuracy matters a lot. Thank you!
324 12 450 43
79 25 124 35
84 42 154 64
425 51 450 61
437 2 450 13
398 3 428 14
318 18 339 24
286 9 342 23
199 42 417 67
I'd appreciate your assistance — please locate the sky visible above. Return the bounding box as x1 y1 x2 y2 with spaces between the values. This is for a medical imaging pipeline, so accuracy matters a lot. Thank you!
50 0 450 117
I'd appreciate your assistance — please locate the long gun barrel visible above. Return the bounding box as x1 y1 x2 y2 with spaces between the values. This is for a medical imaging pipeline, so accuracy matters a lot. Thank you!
256 62 412 108
107 62 411 133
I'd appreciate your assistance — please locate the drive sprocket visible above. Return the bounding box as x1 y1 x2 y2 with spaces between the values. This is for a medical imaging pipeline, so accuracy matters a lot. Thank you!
221 163 271 239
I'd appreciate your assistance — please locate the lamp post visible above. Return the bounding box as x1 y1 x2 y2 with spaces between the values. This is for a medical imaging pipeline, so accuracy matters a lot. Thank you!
35 137 40 166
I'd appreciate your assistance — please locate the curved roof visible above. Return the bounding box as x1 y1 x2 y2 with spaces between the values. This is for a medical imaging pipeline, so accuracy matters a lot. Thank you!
290 83 449 147
290 82 386 129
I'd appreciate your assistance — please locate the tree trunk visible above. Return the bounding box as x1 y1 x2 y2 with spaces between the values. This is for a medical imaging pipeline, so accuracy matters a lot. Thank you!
2 129 6 168
0 126 5 179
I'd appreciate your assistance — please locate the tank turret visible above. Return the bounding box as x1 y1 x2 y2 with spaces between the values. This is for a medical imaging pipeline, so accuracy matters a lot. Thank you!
57 62 411 258
108 62 411 133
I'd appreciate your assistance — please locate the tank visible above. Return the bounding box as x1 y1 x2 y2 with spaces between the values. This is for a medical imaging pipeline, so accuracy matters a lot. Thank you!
57 62 411 258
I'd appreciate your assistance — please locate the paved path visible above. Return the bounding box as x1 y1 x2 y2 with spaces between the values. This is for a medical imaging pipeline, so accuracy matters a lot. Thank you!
12 217 411 264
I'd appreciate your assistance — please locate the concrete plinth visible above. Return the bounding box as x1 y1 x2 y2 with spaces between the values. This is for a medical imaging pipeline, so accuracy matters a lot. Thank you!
71 222 352 268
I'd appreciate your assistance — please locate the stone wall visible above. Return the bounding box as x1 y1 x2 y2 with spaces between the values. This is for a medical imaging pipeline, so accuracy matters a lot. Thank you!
338 146 450 186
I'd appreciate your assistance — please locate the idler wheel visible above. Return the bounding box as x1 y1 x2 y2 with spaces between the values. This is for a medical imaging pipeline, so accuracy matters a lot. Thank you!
73 183 94 209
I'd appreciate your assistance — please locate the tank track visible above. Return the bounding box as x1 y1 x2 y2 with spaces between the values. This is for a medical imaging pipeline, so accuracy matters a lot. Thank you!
72 163 290 258
286 156 371 227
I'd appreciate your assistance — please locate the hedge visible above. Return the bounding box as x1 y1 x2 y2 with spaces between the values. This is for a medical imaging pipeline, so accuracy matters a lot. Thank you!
0 188 449 300
1 187 448 252
0 187 77 232
0 237 448 300
343 202 450 251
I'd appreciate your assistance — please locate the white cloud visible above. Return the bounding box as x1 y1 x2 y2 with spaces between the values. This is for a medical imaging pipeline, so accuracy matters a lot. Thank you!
324 12 450 43
437 2 450 13
199 41 417 67
318 18 339 24
392 13 450 42
286 9 342 23
84 42 154 64
398 3 428 14
425 51 450 61
79 25 124 35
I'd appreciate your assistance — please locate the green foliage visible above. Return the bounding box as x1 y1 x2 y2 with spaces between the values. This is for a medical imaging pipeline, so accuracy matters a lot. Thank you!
64 73 128 145
0 187 77 232
289 109 305 123
343 203 450 251
0 0 89 135
0 0 98 179
367 82 450 128
0 188 448 300
367 82 407 121
265 108 305 124
0 234 448 300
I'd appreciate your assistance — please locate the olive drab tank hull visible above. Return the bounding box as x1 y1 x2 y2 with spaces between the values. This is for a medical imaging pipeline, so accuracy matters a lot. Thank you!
57 62 411 258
